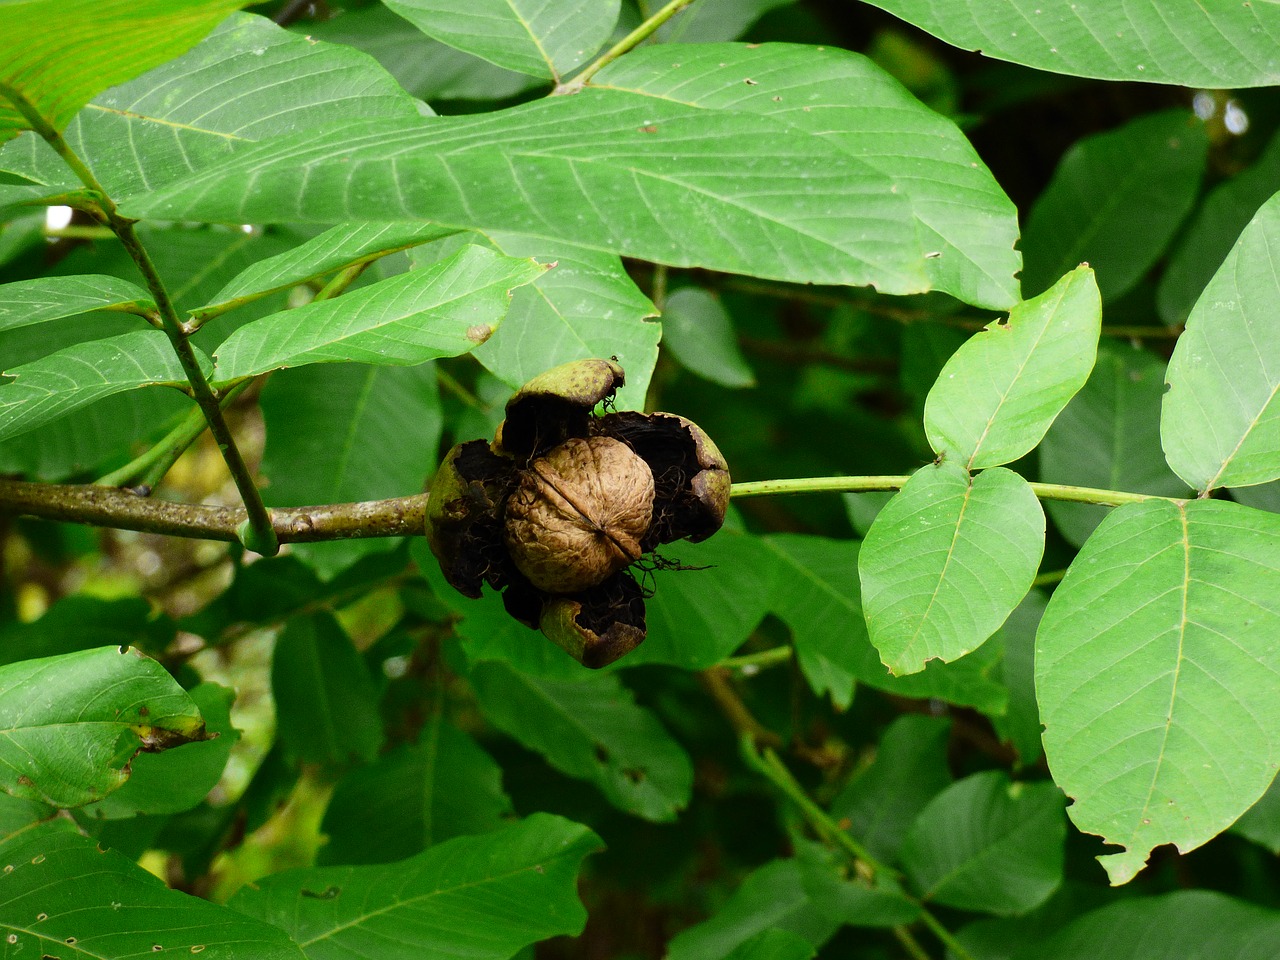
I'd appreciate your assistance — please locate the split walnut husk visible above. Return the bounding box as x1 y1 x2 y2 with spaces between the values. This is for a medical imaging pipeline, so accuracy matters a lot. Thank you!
425 358 729 668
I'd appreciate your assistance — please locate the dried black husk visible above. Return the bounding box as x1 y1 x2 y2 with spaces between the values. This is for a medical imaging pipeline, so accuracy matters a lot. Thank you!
425 358 728 668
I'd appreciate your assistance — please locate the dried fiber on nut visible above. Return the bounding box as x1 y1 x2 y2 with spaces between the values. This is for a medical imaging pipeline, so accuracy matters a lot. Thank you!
425 358 729 668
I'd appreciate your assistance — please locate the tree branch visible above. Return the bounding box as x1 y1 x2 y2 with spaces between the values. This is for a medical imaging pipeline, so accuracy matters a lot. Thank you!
0 479 427 546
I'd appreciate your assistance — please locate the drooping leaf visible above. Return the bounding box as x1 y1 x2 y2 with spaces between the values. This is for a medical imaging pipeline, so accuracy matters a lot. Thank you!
764 533 1010 713
384 0 620 80
665 859 841 960
1036 499 1280 885
1159 126 1280 326
1024 890 1280 960
830 714 953 864
0 792 54 844
320 716 512 865
271 612 384 766
900 771 1066 916
859 1 1280 87
0 329 202 441
656 0 795 43
451 231 659 410
305 4 543 102
0 0 245 145
0 824 306 958
859 461 1045 676
0 275 154 333
81 683 238 819
1162 190 1280 492
0 11 425 197
1040 343 1191 547
259 361 442 578
211 245 544 381
469 661 693 822
661 286 756 389
0 646 207 808
1019 111 1206 301
194 222 459 318
230 813 598 960
121 43 1021 310
924 266 1101 469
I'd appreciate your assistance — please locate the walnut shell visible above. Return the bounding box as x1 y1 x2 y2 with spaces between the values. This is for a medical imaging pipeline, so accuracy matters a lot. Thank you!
504 436 654 594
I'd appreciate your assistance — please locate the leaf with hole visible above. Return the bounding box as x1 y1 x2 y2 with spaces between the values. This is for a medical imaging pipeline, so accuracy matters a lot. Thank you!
0 646 208 809
230 813 598 960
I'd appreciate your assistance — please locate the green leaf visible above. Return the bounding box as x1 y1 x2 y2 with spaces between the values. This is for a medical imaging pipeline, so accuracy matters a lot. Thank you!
1027 890 1280 960
230 813 598 960
469 661 693 821
1231 774 1280 855
1162 190 1280 492
271 612 384 766
456 231 659 411
195 222 459 318
0 824 306 958
900 771 1066 916
0 275 155 333
656 0 794 43
924 266 1101 469
0 595 172 667
0 329 202 441
0 646 207 808
121 43 1021 310
320 716 513 865
628 528 776 670
830 714 952 864
0 11 425 197
859 1 1280 87
1158 127 1280 326
763 534 1010 713
305 4 543 102
0 0 244 145
661 287 755 389
1035 499 1280 885
81 683 238 819
1019 111 1206 302
384 0 620 80
0 792 55 844
1040 343 1191 547
859 461 1045 676
721 930 815 960
991 590 1049 767
666 859 841 960
794 840 920 927
260 361 442 578
212 245 543 381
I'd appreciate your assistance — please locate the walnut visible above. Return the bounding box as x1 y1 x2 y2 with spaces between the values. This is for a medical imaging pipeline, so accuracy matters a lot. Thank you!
424 358 729 668
505 437 654 593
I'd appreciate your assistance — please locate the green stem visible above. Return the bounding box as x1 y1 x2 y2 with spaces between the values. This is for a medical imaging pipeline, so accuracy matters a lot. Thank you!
918 908 976 960
719 646 793 672
557 0 699 92
731 475 1182 508
892 927 934 960
2 83 278 555
44 225 115 240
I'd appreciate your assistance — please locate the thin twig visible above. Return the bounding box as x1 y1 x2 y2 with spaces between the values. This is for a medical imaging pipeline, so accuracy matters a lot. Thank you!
556 0 699 93
698 668 784 750
0 478 427 545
